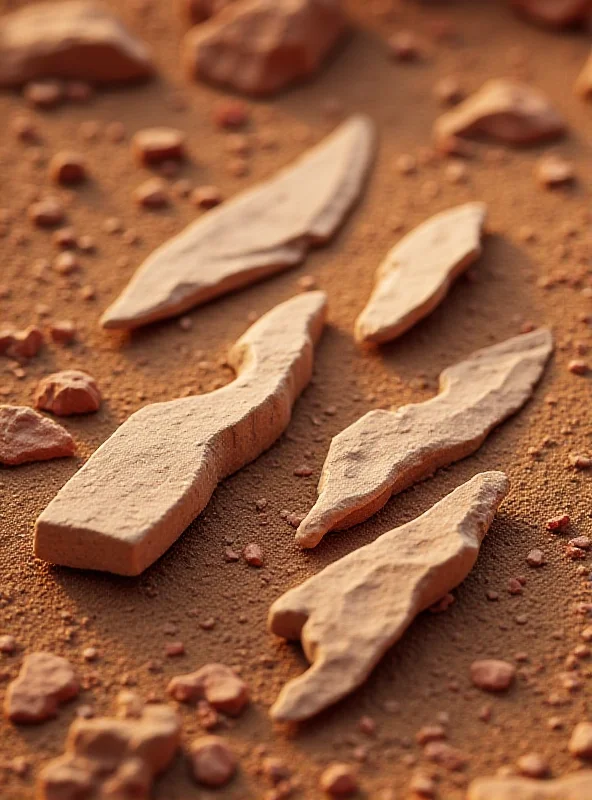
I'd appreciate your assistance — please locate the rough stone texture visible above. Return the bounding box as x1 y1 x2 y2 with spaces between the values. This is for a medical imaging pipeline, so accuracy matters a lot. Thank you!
182 0 347 97
37 694 180 800
535 153 574 187
319 762 358 796
296 328 552 549
433 79 565 151
269 472 509 721
131 128 186 165
575 50 592 99
35 370 101 416
470 659 516 692
101 116 373 329
35 292 327 575
0 1 154 87
0 326 44 359
355 202 487 345
467 771 592 800
188 735 237 787
569 722 592 758
167 663 249 715
0 405 76 466
4 652 79 723
510 0 592 27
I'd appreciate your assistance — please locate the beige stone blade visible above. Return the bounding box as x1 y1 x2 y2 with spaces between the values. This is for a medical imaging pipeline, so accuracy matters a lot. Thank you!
296 328 552 549
467 771 592 800
355 202 487 345
101 115 375 330
269 471 509 722
34 292 327 576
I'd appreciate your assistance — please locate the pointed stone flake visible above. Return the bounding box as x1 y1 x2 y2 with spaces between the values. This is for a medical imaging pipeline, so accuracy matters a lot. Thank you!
0 405 76 465
101 115 374 330
269 472 509 722
433 79 565 151
35 292 327 576
467 771 592 800
296 328 552 549
355 202 487 345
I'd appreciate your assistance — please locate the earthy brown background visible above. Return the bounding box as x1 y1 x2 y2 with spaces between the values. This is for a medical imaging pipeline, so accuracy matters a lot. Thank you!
0 0 591 796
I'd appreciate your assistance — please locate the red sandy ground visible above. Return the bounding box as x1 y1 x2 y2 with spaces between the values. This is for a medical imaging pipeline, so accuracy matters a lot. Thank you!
0 0 591 797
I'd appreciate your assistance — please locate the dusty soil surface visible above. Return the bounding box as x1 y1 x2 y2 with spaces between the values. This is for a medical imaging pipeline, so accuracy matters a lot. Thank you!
1 0 591 797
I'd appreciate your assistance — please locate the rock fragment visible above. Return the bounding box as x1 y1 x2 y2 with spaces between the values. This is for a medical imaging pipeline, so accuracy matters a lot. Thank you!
101 116 373 330
24 79 64 108
535 153 574 187
470 659 516 692
0 0 154 86
0 326 44 359
182 0 348 97
134 177 170 209
467 771 592 799
49 320 76 344
434 79 565 151
167 663 248 715
36 293 326 575
49 151 87 185
296 328 552 549
320 763 358 796
189 736 237 787
569 722 592 759
35 370 101 416
37 694 180 799
269 472 509 721
576 51 592 99
132 128 186 165
355 202 487 345
510 0 592 27
28 197 65 227
0 405 75 465
4 652 79 723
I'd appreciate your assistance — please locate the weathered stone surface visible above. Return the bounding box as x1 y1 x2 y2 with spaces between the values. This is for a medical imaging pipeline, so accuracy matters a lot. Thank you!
4 652 79 723
35 292 327 575
296 328 552 549
37 694 180 800
569 722 592 759
132 127 186 165
467 771 592 800
269 472 509 721
470 659 516 692
0 1 154 87
101 116 373 330
510 0 592 27
0 405 76 466
576 51 592 100
35 370 101 416
189 735 237 787
167 663 249 715
434 79 565 151
355 202 487 345
182 0 347 97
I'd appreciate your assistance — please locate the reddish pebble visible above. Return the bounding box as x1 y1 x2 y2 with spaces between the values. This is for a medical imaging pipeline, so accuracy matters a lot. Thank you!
4 652 78 722
409 772 436 798
11 115 37 142
526 549 545 567
423 741 467 771
134 178 170 209
569 454 592 470
568 359 589 375
547 514 570 531
35 370 101 416
416 724 446 745
49 320 76 344
1 326 44 359
294 465 313 477
244 543 264 567
189 735 237 787
569 722 592 759
434 75 464 106
24 80 64 109
470 659 516 692
0 635 16 654
213 100 249 129
65 81 93 103
167 663 249 715
165 642 185 657
536 153 574 188
53 252 79 275
507 577 523 595
320 763 358 797
132 128 186 165
52 228 77 249
570 536 591 550
191 185 223 209
28 198 65 228
49 152 87 185
388 30 422 61
516 752 549 778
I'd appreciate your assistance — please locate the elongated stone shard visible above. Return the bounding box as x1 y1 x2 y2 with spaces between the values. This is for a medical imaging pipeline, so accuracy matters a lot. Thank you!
101 115 374 330
296 328 553 549
467 771 592 800
433 79 565 151
35 292 327 576
269 472 509 722
0 1 154 87
355 203 487 345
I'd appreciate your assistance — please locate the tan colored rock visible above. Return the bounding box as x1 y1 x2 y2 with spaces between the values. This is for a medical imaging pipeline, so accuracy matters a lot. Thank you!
320 762 359 796
467 771 592 800
0 1 154 87
0 405 76 466
182 0 347 97
35 370 101 416
37 694 180 800
535 153 574 187
575 51 592 100
189 735 237 787
4 652 79 723
569 722 592 759
35 292 327 575
295 328 552 549
510 0 592 27
101 116 373 330
269 472 509 721
355 202 487 345
434 79 565 151
167 663 248 715
49 151 87 185
132 127 186 165
470 659 516 692
0 326 44 359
